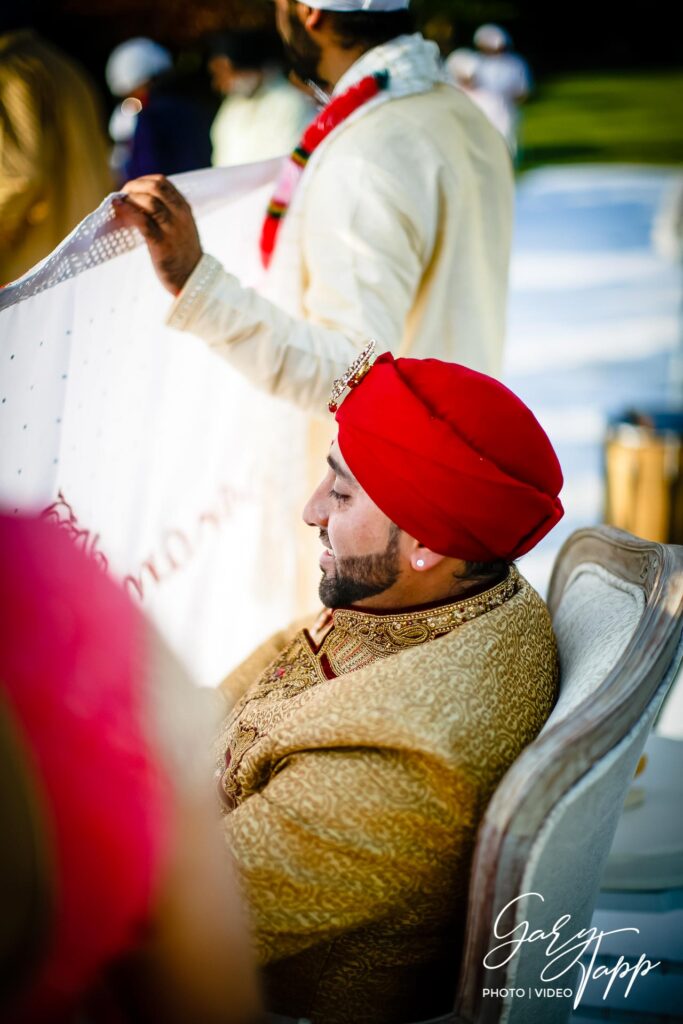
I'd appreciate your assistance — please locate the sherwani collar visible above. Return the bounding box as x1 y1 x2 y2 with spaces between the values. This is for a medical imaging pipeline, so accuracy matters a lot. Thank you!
332 32 447 99
308 566 520 677
218 566 527 808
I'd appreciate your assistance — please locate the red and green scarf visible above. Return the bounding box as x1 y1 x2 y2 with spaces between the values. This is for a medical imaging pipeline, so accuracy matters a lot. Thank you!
260 70 390 268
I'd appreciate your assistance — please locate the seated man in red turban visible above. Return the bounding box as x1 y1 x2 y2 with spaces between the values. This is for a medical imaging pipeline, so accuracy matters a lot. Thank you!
216 346 564 1024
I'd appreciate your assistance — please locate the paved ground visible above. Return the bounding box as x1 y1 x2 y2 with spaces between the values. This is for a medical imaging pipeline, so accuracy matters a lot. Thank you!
505 165 682 595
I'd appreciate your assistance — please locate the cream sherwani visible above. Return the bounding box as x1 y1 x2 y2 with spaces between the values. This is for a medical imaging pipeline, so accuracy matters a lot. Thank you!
167 34 514 414
216 568 558 1024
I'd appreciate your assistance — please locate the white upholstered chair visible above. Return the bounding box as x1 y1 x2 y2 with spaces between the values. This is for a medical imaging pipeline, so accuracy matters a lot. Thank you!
415 526 683 1024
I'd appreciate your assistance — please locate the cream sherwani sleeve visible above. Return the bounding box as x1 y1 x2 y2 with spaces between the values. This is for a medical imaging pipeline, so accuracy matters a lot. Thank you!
166 151 430 414
166 87 512 413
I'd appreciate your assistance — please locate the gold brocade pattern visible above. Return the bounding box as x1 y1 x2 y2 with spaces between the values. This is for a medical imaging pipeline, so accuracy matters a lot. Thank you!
218 570 520 803
216 571 558 1024
321 568 519 675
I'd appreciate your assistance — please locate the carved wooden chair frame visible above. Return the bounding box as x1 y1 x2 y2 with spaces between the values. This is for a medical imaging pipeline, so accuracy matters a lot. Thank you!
415 526 683 1024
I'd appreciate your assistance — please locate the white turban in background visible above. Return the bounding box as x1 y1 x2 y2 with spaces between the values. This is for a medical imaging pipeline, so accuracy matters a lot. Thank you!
106 38 173 97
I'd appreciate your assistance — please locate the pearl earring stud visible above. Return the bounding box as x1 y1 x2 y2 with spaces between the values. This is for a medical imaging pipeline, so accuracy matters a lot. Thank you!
416 558 425 568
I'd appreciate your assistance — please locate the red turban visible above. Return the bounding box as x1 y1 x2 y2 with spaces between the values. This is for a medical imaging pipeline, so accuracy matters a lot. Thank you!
335 353 564 562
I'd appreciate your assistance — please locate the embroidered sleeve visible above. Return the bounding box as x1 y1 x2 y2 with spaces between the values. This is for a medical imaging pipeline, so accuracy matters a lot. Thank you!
218 617 312 705
166 253 224 332
223 745 475 965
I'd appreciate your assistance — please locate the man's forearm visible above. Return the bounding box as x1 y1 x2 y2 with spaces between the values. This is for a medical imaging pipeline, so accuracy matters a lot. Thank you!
165 254 368 415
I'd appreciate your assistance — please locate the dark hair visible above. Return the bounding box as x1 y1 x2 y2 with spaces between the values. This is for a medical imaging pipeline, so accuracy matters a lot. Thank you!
456 559 511 589
327 10 415 51
206 30 281 70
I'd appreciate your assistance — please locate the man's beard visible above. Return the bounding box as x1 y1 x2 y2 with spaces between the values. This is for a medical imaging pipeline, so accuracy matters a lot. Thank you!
282 8 326 90
319 526 401 608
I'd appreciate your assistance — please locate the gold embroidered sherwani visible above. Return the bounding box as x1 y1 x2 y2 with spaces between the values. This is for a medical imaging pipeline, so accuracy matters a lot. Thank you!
216 568 558 1024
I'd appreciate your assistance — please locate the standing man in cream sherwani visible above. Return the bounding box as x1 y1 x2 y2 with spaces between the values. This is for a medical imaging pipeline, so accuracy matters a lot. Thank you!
114 0 514 413
114 0 514 619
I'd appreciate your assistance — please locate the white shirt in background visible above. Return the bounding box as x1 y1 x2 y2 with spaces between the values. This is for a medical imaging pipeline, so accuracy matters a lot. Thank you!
211 73 315 167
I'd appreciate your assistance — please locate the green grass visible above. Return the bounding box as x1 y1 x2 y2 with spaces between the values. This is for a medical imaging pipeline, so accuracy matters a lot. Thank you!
518 70 683 171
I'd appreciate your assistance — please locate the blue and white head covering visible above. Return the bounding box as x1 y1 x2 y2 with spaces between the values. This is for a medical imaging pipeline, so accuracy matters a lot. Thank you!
473 24 512 52
105 38 173 97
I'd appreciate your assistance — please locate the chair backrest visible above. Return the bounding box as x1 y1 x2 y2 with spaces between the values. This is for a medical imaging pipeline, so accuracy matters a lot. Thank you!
451 526 683 1024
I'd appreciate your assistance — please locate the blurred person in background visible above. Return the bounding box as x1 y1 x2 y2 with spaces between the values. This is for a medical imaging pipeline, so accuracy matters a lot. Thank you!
446 47 515 151
208 29 315 167
106 37 212 184
0 16 112 285
0 512 261 1024
469 23 531 155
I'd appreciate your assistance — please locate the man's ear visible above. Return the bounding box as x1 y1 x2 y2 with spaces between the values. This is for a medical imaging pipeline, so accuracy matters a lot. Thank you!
303 6 325 30
407 539 446 573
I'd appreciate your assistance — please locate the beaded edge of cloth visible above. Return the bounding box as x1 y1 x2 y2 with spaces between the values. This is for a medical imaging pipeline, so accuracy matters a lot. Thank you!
259 70 390 268
322 565 521 672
